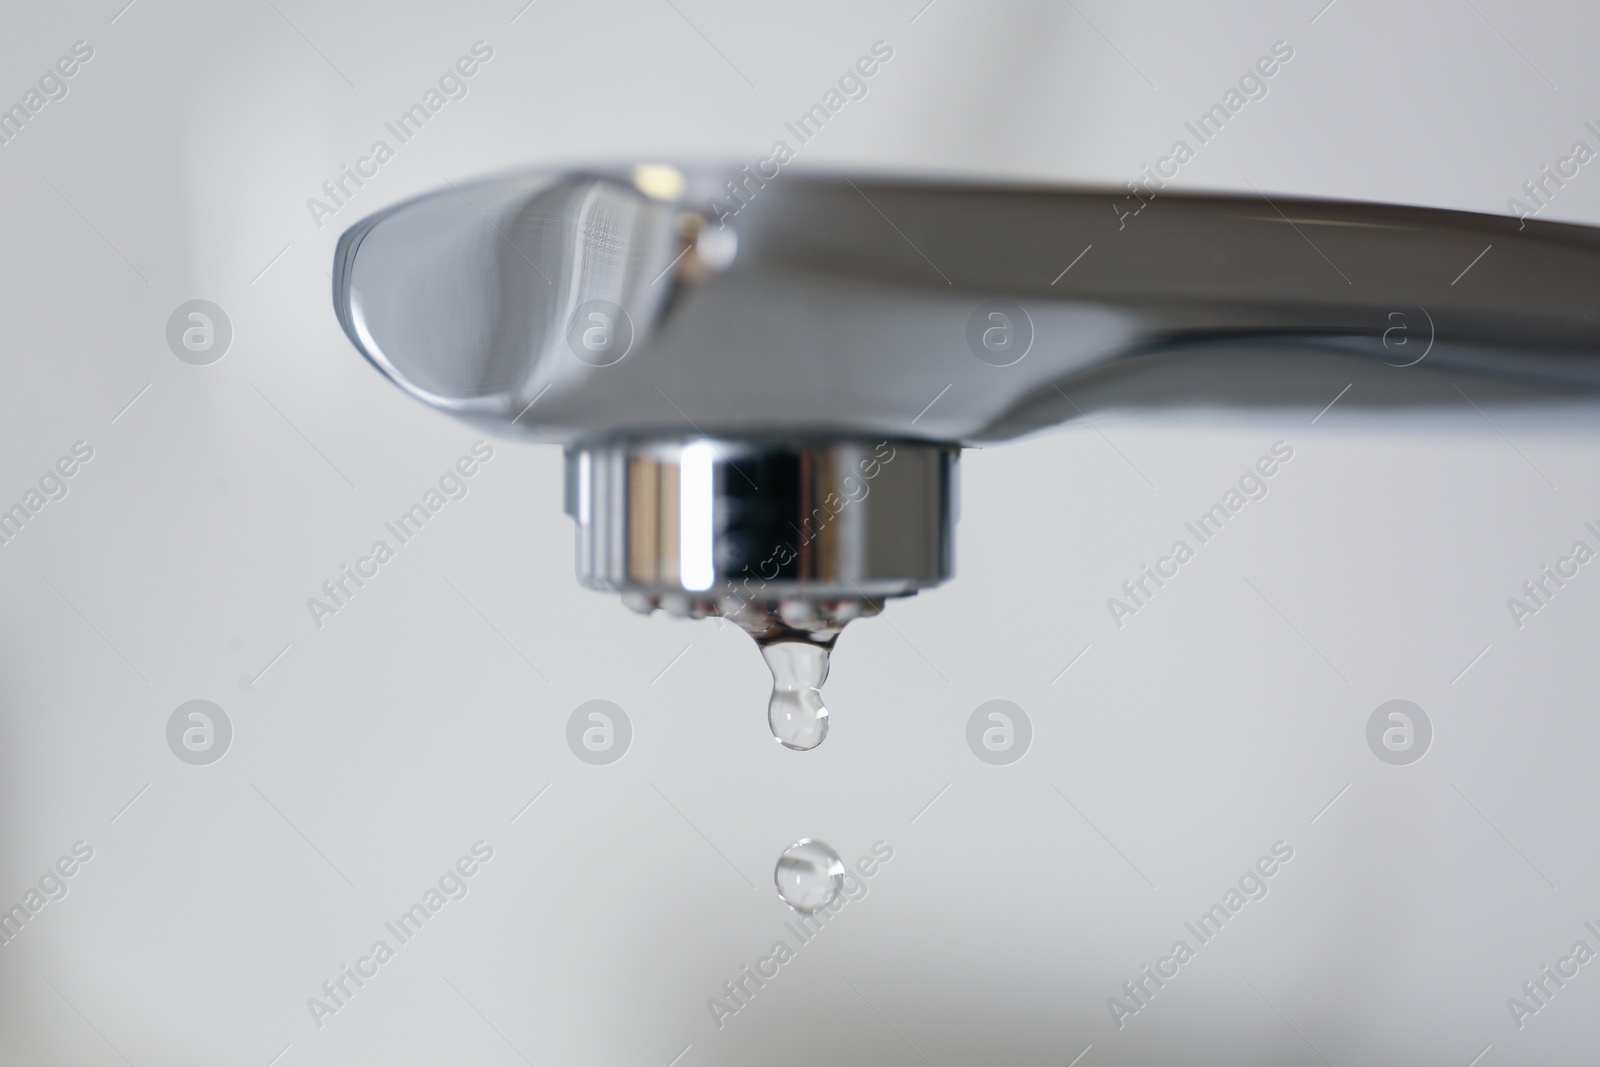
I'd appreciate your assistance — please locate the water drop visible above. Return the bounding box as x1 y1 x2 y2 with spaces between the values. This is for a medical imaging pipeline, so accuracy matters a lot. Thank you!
774 838 843 913
760 640 831 750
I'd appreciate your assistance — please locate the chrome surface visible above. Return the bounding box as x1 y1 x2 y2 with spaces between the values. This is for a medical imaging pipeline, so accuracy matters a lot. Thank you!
332 164 1600 624
333 164 1600 449
565 438 955 632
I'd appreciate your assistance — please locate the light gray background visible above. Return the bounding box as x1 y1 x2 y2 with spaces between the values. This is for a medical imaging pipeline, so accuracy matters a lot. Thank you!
2 1 1598 1064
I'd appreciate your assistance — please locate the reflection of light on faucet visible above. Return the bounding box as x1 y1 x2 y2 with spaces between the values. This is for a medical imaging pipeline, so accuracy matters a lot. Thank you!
678 441 715 591
631 162 686 202
575 451 591 525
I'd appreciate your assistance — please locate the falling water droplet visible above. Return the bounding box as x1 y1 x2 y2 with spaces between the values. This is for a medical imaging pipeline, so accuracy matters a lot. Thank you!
774 838 844 913
760 640 831 750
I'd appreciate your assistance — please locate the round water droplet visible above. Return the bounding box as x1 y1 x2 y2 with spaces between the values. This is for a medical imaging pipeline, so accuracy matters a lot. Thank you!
760 640 830 750
774 838 843 913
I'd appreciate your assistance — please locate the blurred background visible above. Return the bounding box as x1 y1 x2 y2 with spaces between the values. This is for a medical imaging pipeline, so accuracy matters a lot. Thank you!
1 1 1598 1063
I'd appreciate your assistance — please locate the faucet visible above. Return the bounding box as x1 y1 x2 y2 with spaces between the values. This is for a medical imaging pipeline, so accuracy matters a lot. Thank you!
332 163 1600 747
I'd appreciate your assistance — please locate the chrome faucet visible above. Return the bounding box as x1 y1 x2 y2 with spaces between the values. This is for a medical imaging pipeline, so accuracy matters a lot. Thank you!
333 163 1600 745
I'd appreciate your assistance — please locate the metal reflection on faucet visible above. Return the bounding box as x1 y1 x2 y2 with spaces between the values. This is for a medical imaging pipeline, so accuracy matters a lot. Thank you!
678 441 715 593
